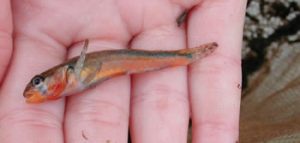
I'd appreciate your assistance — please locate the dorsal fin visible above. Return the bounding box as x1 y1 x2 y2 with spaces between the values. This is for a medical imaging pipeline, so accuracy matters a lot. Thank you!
74 39 89 78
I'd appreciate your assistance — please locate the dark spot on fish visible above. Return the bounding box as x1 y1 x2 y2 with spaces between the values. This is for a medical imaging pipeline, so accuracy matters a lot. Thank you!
185 53 193 59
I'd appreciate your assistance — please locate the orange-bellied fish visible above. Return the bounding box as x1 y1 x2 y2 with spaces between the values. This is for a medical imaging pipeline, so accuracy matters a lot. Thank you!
23 40 218 103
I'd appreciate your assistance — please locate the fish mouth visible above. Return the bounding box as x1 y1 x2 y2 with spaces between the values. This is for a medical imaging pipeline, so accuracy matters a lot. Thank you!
24 92 46 103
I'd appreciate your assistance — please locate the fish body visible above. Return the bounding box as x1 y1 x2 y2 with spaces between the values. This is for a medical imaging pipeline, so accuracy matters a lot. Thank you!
24 40 218 103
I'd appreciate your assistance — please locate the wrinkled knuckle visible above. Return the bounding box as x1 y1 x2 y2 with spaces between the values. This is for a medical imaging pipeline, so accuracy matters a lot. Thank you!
194 120 238 133
132 84 188 107
0 108 61 130
71 101 128 127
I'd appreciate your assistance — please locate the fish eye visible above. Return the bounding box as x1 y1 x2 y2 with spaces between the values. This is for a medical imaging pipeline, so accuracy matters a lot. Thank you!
67 65 74 70
31 75 45 87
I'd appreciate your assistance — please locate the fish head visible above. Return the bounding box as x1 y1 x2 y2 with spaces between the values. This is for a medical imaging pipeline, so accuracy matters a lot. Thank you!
23 65 71 103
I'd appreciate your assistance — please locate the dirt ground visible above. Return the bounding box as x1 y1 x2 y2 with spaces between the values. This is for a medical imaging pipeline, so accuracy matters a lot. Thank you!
241 0 300 142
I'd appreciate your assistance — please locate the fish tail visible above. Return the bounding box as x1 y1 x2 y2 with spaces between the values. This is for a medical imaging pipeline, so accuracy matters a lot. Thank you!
178 42 218 62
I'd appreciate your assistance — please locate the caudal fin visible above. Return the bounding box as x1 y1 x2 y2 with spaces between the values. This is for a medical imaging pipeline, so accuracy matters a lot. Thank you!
179 42 218 61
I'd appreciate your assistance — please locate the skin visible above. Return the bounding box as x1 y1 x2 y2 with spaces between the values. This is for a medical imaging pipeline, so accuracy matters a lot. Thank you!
0 0 246 143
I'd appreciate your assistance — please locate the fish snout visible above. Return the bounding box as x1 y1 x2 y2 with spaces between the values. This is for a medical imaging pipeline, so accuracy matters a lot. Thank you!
23 92 33 98
23 91 46 103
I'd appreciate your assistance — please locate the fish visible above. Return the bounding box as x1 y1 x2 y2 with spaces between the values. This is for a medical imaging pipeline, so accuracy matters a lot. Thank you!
23 40 218 103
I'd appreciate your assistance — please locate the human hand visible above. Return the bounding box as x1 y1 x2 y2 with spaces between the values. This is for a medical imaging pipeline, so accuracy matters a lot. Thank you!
0 0 246 142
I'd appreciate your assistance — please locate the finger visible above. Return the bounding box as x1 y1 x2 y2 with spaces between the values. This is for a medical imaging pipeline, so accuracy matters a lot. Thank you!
0 36 66 142
0 1 71 141
64 5 131 142
187 0 247 143
65 40 130 143
129 2 189 142
0 0 13 85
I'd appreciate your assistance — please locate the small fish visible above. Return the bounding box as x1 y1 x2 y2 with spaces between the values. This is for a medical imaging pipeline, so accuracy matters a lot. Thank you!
23 40 218 103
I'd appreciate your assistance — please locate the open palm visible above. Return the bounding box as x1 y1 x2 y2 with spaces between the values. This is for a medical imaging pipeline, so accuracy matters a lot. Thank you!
0 0 246 142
